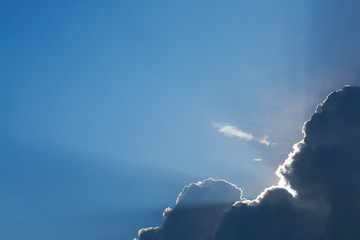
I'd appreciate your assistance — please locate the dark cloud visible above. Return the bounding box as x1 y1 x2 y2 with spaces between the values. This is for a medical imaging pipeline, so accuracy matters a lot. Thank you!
216 187 325 240
216 86 360 240
137 86 360 240
137 178 242 240
278 86 360 239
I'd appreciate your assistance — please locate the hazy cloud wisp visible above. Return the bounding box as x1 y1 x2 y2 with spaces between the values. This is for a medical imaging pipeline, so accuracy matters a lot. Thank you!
213 123 271 146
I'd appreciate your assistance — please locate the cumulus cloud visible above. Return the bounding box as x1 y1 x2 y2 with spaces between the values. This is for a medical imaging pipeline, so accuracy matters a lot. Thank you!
136 178 242 240
137 86 360 240
213 122 271 146
216 86 360 239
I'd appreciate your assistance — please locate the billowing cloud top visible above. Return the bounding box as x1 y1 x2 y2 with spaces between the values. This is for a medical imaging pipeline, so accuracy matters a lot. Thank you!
137 178 242 240
136 86 360 240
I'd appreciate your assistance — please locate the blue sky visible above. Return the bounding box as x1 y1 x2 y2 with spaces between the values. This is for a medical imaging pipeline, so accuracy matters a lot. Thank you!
1 1 360 239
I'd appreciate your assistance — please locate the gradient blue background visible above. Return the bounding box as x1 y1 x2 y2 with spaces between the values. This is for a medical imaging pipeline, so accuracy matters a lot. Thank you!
1 0 360 239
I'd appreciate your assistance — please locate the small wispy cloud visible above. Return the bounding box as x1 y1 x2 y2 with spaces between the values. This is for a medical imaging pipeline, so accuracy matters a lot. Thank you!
253 158 262 162
213 122 272 146
258 136 270 146
213 122 254 141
